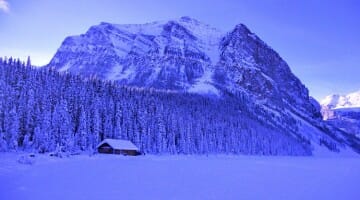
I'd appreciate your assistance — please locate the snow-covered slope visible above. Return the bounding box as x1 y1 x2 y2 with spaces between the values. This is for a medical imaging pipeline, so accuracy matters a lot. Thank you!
47 17 360 154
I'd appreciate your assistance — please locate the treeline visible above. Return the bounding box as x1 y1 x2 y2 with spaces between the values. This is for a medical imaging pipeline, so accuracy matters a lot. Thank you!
0 57 311 155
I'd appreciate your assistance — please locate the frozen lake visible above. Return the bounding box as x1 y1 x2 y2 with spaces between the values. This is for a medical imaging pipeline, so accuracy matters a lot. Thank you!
0 153 359 200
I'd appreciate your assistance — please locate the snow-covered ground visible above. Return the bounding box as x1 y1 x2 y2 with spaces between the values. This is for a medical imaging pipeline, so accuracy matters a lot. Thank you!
0 153 359 200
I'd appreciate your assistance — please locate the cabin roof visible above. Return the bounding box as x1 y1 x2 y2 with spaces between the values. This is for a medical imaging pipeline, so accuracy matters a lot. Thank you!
96 139 139 151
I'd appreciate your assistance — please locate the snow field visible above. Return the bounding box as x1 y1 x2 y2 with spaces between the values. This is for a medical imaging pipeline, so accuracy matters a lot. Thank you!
0 153 359 200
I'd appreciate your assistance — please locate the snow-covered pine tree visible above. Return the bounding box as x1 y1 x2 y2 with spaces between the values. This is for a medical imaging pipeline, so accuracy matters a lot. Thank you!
52 100 73 152
155 106 166 154
5 107 20 150
26 56 31 67
75 107 87 151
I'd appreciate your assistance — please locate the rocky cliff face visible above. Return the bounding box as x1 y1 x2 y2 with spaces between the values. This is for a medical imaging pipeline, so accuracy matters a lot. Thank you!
216 24 316 117
47 17 360 154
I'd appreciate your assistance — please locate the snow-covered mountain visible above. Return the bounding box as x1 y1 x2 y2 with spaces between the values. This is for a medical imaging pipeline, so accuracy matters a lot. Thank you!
48 16 316 118
321 90 360 137
321 90 360 120
47 17 360 154
321 90 360 110
49 17 222 95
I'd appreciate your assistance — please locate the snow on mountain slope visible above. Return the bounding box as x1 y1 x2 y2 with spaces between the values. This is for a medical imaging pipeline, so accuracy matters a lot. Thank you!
47 17 360 154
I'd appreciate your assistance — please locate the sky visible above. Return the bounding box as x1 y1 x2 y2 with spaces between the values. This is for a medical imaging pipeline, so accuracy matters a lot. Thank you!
0 0 359 100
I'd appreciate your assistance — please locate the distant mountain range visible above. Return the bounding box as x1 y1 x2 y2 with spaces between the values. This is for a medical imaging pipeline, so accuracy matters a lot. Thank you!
46 16 360 155
321 90 360 137
321 90 360 110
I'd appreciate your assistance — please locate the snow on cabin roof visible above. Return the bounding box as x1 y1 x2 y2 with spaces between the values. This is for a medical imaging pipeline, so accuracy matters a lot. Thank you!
97 139 139 151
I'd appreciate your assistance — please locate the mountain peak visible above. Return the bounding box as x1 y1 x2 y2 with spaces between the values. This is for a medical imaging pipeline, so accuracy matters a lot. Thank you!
234 23 250 32
179 16 200 23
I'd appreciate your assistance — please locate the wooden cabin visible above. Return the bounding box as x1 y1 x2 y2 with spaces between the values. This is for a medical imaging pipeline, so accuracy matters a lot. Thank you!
97 139 141 156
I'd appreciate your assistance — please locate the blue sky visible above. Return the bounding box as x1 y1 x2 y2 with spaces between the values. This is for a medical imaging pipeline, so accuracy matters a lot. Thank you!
0 0 359 100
